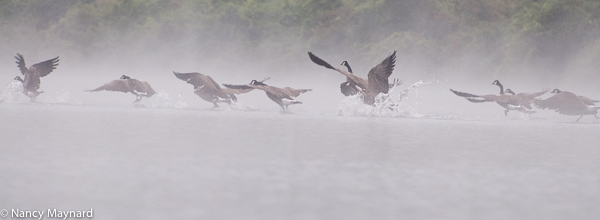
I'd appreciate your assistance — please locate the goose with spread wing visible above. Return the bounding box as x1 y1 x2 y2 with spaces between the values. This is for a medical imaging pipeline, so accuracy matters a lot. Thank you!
308 51 398 105
450 80 540 115
534 89 600 122
14 53 59 101
85 75 156 103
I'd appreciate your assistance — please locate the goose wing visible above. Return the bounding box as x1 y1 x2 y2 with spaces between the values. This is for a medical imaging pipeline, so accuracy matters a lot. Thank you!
174 72 215 89
222 83 256 94
29 56 59 77
450 89 498 103
578 95 600 105
534 91 587 115
282 87 312 97
517 89 548 101
340 81 361 96
367 51 396 95
87 79 131 93
15 54 28 75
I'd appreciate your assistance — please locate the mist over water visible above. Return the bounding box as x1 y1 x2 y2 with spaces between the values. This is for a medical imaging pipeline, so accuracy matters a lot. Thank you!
2 1 600 220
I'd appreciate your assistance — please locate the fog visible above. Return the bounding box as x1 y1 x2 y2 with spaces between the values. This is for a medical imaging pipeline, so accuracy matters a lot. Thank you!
2 1 600 219
2 0 600 111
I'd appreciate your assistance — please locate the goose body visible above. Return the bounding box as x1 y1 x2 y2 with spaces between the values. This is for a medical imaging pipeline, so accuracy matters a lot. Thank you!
534 89 600 122
308 51 397 105
14 53 59 101
223 80 311 111
85 75 156 103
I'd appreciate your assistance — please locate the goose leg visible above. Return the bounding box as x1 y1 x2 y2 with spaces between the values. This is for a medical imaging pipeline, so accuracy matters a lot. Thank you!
133 96 142 103
575 115 583 123
504 109 509 116
212 102 219 109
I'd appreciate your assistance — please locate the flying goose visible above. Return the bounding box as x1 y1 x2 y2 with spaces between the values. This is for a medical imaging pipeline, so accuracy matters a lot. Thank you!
85 75 156 103
534 89 600 122
308 51 398 105
223 80 311 111
450 80 538 115
14 53 59 101
173 72 266 108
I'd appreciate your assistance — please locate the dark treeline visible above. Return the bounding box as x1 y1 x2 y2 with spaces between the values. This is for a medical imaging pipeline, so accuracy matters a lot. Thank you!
1 0 599 82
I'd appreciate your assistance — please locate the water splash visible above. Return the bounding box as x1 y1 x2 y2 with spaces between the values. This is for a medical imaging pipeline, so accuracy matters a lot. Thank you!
154 91 173 108
336 80 431 117
55 90 70 104
1 81 24 103
174 91 188 109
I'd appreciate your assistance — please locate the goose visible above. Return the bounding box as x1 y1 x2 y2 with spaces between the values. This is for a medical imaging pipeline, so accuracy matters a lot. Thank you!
308 51 398 105
450 80 537 115
85 75 156 103
14 53 59 101
534 89 600 122
223 80 311 111
173 72 265 108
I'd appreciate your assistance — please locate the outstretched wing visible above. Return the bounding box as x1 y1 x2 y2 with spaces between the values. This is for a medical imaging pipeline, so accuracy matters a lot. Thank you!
367 51 396 95
15 53 28 75
450 89 497 103
173 72 207 89
518 89 548 101
222 84 253 90
534 92 587 115
308 52 335 70
578 95 600 105
282 87 312 97
222 84 256 94
86 80 131 93
29 56 59 77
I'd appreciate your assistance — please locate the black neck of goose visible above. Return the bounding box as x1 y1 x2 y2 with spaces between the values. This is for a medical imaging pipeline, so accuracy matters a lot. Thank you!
343 62 353 73
496 82 504 94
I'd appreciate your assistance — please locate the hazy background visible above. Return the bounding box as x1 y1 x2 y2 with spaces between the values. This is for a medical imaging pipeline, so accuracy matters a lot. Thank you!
1 0 599 114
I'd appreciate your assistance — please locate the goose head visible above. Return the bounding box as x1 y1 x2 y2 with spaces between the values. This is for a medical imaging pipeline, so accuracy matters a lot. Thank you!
340 61 353 73
14 76 23 82
505 89 516 95
551 89 562 94
120 75 131 80
250 80 267 86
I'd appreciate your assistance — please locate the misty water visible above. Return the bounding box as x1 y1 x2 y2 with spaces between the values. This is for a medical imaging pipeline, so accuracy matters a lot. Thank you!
1 81 599 220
